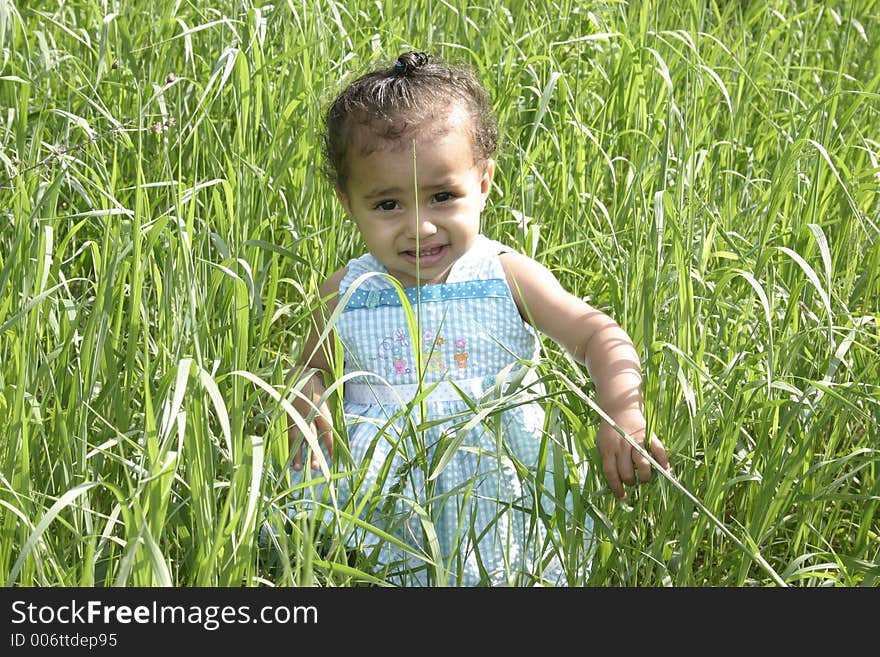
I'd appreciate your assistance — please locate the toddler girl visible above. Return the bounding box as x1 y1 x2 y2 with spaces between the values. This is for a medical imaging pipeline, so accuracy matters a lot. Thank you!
287 51 669 585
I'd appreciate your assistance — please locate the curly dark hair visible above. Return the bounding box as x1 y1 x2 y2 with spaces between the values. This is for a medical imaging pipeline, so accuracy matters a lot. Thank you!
322 51 499 190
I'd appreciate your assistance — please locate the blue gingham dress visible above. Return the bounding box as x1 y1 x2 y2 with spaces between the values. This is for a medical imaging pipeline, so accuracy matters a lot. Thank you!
294 235 586 585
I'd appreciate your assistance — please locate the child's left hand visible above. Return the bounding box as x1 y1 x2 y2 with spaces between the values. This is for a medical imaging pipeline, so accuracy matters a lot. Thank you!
596 408 669 500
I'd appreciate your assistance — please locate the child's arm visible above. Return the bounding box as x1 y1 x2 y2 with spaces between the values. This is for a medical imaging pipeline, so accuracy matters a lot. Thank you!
500 251 669 499
286 268 347 471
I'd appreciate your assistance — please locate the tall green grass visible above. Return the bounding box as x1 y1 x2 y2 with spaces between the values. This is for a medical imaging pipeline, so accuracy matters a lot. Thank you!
1 0 877 586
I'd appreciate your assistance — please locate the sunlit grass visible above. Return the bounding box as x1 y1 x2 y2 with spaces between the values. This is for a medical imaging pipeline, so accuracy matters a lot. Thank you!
1 0 877 586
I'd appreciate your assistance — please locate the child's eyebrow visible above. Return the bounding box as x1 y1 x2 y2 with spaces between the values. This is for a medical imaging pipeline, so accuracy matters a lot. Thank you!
424 179 457 191
365 186 403 200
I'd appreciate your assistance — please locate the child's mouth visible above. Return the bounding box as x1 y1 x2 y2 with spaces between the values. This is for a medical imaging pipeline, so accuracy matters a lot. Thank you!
402 244 448 266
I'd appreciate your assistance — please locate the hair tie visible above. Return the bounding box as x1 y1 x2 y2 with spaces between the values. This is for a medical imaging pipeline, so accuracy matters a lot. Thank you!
392 51 429 76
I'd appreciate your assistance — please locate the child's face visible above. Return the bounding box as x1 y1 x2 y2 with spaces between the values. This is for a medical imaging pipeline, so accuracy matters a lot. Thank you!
335 105 494 287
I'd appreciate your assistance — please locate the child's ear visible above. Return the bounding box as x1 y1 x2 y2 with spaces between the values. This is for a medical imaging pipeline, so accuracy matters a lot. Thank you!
480 159 495 199
334 185 352 216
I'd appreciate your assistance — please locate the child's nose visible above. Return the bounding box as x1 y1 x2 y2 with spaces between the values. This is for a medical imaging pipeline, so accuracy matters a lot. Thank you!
407 214 438 239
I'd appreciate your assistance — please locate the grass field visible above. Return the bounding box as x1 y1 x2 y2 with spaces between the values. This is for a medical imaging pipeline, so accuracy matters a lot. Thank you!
1 0 878 586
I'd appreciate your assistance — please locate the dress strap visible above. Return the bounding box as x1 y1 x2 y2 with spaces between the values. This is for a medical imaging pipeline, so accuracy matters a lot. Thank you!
444 235 510 283
338 252 389 295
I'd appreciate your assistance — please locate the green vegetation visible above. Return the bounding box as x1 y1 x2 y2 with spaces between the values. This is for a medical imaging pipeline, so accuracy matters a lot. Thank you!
1 0 877 586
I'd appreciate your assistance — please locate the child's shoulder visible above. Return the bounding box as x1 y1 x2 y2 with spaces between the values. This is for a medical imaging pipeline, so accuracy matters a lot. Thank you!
468 235 550 285
495 245 572 313
497 247 556 284
322 267 349 288
316 267 349 310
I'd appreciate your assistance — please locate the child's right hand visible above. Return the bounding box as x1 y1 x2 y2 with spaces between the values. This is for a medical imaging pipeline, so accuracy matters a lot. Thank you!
288 371 334 471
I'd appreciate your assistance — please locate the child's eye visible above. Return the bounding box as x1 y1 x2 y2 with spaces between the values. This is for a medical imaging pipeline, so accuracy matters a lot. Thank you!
374 200 399 211
433 192 455 203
